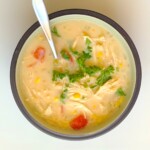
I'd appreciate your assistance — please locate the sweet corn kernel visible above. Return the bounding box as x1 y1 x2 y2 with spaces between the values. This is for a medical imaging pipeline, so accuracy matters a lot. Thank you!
34 77 41 84
92 104 97 109
73 93 81 99
38 35 44 41
119 63 123 68
54 97 59 102
96 41 103 46
82 31 91 37
72 110 78 115
96 51 103 58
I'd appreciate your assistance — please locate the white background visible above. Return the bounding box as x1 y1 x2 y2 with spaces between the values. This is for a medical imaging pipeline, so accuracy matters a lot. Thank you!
0 0 150 149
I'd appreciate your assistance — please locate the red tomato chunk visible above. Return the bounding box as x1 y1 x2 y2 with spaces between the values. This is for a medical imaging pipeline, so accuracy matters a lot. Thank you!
70 114 88 130
34 47 45 61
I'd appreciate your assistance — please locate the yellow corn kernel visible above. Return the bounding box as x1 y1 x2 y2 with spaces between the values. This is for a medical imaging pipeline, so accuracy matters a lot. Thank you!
34 77 41 84
82 31 91 37
92 104 97 109
38 35 44 41
96 51 103 58
72 110 78 115
96 41 103 46
115 97 124 107
119 63 123 68
54 97 59 102
73 93 81 99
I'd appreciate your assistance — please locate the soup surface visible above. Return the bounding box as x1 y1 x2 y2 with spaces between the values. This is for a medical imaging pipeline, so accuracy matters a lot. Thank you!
16 19 133 135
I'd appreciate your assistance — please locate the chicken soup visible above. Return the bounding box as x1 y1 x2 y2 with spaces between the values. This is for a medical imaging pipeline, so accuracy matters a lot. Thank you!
16 20 134 134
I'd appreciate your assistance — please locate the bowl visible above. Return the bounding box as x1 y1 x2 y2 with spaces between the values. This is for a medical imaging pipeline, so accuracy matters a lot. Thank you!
10 9 141 140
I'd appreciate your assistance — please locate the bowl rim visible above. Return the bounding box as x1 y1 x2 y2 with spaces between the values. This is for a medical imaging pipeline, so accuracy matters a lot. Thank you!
10 9 142 140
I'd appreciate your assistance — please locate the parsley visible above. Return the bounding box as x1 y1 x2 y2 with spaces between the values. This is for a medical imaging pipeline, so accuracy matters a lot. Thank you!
75 39 101 76
97 65 114 86
86 38 92 45
77 51 92 68
60 49 70 60
69 47 80 56
90 84 97 89
84 66 101 75
51 26 61 37
68 71 84 83
76 38 92 69
60 89 68 103
85 38 92 53
71 50 79 56
52 70 66 81
116 88 126 96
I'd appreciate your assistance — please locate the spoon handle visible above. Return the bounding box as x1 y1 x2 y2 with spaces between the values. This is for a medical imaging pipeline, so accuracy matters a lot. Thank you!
32 0 58 59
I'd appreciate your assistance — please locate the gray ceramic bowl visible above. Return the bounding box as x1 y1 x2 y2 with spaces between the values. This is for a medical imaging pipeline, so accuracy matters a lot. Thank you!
10 9 141 140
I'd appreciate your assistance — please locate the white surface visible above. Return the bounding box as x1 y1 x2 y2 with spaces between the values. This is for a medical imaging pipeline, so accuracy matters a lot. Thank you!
0 0 150 149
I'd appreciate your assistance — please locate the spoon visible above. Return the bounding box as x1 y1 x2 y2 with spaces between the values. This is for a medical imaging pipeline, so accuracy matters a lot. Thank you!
32 0 58 59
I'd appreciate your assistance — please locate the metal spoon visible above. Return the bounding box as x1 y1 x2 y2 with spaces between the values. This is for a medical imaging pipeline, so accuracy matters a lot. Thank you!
32 0 58 59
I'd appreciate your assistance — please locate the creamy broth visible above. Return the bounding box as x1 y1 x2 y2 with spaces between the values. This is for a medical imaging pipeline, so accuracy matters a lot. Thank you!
16 20 133 134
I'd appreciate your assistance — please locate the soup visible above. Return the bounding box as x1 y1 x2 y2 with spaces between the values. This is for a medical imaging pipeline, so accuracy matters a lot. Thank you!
16 20 134 135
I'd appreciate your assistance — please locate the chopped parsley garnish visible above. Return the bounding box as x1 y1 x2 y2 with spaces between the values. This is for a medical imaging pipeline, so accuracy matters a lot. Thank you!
52 70 66 81
51 26 61 37
84 66 101 75
60 89 68 103
116 87 126 96
69 47 80 56
86 38 91 45
96 65 114 86
77 51 92 68
60 49 70 60
68 71 84 83
85 38 92 53
76 38 92 69
52 37 115 91
71 50 79 56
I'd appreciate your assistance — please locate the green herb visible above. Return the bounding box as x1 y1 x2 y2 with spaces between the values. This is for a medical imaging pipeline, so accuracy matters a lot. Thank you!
116 87 126 96
76 38 92 69
85 38 92 53
97 65 114 86
69 47 80 56
60 49 70 60
83 82 88 88
77 51 92 68
51 26 61 37
90 84 97 89
68 71 84 83
77 51 100 76
65 83 70 87
86 38 92 45
60 89 68 103
52 70 66 81
82 51 92 59
52 37 103 86
84 66 101 75
77 56 85 68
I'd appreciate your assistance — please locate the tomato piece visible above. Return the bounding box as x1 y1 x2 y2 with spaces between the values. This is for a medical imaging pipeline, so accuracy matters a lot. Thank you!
33 47 45 61
70 114 88 130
